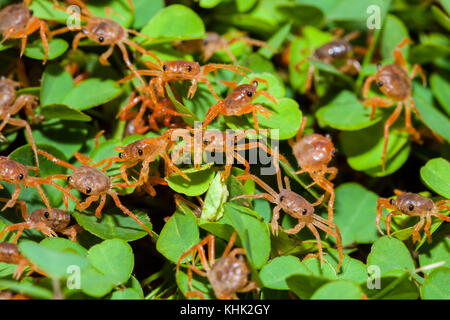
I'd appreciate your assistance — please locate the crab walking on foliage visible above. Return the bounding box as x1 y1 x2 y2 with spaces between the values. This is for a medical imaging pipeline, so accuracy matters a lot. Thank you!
376 190 450 243
176 231 258 300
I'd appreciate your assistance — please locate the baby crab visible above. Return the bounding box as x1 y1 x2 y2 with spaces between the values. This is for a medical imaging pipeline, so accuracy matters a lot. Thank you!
0 156 55 213
117 88 190 134
176 231 258 300
98 129 190 185
376 190 450 244
289 117 338 223
295 30 362 95
0 242 44 280
118 60 252 103
174 31 276 64
233 153 343 271
0 201 81 243
0 0 51 64
37 150 152 235
202 78 277 132
362 38 427 171
51 1 161 86
0 77 42 169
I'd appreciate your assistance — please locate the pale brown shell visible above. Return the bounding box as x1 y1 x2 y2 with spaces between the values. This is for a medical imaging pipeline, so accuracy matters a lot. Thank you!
292 133 335 170
28 208 71 232
224 84 256 115
392 193 436 217
0 78 18 108
279 189 315 220
85 18 126 45
313 40 352 63
161 60 201 79
0 4 30 34
0 156 28 183
209 254 251 298
0 242 22 264
118 138 166 162
376 64 411 101
68 166 110 195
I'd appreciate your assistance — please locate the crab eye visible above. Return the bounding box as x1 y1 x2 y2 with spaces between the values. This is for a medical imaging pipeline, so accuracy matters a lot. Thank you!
247 91 253 97
252 80 258 87
377 81 383 87
331 51 337 57
376 63 382 69
302 209 307 214
389 199 394 205
118 152 124 159
162 65 167 71
44 211 50 219
67 176 72 182
14 85 20 90
98 36 104 43
409 204 414 211
187 65 192 72
332 149 337 155
138 149 143 156
29 9 33 15
280 196 285 201
86 187 92 194
18 173 24 180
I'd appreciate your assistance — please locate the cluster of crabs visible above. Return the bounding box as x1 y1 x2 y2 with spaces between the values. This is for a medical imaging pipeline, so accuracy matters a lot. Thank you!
0 0 448 300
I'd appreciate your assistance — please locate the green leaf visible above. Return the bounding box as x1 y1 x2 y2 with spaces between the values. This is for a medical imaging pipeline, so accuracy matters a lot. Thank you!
341 119 411 177
311 280 363 299
29 0 70 23
420 158 450 198
259 256 305 290
332 183 380 246
166 164 215 197
200 0 223 9
327 0 390 23
87 239 134 285
31 120 89 158
80 265 115 297
0 279 53 299
222 203 270 269
286 273 331 300
367 236 415 276
201 171 229 221
236 0 257 12
316 90 382 131
420 267 450 299
275 3 324 27
257 98 303 140
156 210 199 263
139 5 206 45
258 23 291 59
430 73 450 116
19 240 89 278
380 14 410 60
413 83 450 143
41 104 91 122
365 270 418 299
72 208 153 242
41 64 74 107
419 224 450 275
61 79 122 111
87 0 133 28
432 5 450 31
23 38 69 61
131 0 164 29
40 237 88 256
111 288 142 299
